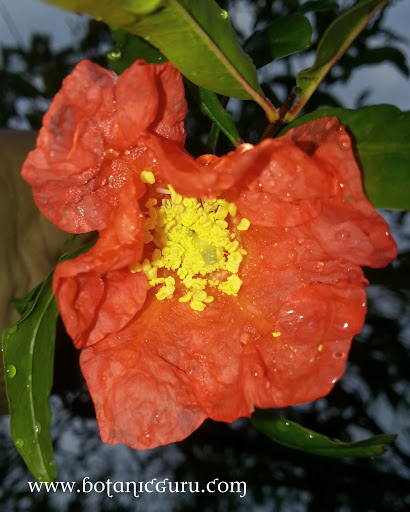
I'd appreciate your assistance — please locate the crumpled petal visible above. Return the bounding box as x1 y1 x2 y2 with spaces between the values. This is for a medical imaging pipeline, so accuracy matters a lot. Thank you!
21 59 186 234
53 177 147 348
21 59 398 451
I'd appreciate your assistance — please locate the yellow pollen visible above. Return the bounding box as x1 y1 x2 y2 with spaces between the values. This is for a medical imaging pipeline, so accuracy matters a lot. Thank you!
131 185 249 310
272 332 281 338
237 218 250 231
318 344 323 352
140 170 156 184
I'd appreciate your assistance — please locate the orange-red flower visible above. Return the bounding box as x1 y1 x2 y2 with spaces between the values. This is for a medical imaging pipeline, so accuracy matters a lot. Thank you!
22 60 397 450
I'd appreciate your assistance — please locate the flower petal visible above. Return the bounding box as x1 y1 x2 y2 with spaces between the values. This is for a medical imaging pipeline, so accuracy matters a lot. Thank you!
22 60 117 233
80 299 206 449
53 178 147 348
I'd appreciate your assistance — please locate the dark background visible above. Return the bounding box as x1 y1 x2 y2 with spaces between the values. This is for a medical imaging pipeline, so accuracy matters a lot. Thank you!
1 1 409 510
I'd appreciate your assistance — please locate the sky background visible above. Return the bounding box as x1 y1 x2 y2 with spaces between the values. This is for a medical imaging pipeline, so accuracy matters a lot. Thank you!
0 0 409 109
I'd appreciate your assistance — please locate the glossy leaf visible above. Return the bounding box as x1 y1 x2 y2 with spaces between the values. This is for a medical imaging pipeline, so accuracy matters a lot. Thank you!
198 88 241 146
45 0 277 120
108 28 167 74
2 272 58 483
282 105 410 211
252 411 397 458
2 238 97 482
244 14 312 69
291 0 389 118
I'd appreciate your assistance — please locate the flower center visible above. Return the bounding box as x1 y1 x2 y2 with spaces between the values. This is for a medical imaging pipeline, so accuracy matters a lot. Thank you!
130 171 250 311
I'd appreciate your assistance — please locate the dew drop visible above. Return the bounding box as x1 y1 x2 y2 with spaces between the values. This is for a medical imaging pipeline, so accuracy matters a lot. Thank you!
339 134 351 150
308 434 314 440
312 261 324 272
336 230 350 240
331 378 338 384
101 177 107 186
261 193 271 204
105 147 120 159
296 238 306 246
8 325 17 334
15 438 24 448
287 250 297 261
220 9 228 19
277 420 290 432
6 365 16 378
240 332 250 345
35 422 42 434
107 50 121 61
333 352 344 359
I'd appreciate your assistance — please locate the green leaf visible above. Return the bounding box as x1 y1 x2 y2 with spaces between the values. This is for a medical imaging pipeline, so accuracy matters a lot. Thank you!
244 14 312 69
292 0 389 117
45 0 276 120
198 88 241 146
108 28 167 74
10 283 43 316
2 272 58 483
251 411 397 458
281 105 410 211
2 237 98 482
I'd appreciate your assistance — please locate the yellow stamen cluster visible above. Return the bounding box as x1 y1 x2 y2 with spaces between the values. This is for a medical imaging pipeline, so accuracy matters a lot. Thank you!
131 174 250 311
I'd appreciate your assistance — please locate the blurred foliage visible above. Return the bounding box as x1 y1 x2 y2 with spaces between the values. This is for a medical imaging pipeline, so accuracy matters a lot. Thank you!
0 19 112 129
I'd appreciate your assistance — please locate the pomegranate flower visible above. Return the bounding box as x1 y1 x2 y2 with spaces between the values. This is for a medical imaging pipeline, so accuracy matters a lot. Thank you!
22 60 397 449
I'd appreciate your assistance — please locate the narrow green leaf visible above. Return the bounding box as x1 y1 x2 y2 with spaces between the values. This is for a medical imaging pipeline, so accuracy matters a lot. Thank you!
108 28 167 74
2 237 97 482
281 105 410 211
45 0 277 120
198 88 241 146
251 411 397 458
244 14 312 69
10 283 43 316
2 273 58 483
291 0 390 118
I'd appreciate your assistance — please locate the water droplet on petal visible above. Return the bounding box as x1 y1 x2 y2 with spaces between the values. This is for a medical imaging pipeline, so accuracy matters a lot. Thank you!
261 193 271 204
333 352 344 359
336 230 350 240
312 261 324 272
339 134 351 150
296 238 306 246
6 365 16 378
240 333 250 345
288 250 297 261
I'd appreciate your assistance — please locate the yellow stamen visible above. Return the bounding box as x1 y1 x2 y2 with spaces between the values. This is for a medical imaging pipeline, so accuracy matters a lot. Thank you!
131 185 250 310
140 170 156 184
